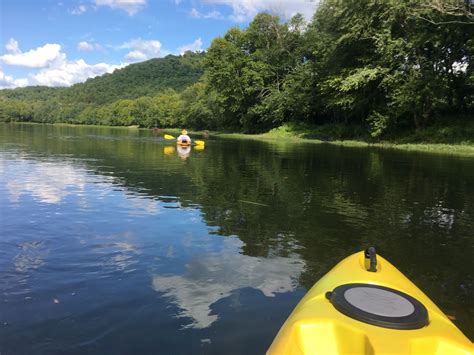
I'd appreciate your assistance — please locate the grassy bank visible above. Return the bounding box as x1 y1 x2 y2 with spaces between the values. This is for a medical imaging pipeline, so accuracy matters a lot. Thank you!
212 123 474 157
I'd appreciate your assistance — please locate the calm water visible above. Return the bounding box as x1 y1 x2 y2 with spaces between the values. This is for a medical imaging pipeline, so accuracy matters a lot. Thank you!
0 123 473 354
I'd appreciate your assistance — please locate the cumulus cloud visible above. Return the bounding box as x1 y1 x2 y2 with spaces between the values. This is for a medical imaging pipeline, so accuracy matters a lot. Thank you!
0 68 28 89
0 39 64 68
189 8 223 19
5 38 21 54
125 50 147 61
201 0 319 21
77 41 102 51
95 0 147 15
29 59 123 87
121 38 162 62
0 39 124 88
178 38 203 54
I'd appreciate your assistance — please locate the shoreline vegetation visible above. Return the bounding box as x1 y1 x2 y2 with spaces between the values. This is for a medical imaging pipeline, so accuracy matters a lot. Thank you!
1 1 473 152
214 131 474 157
213 122 474 156
6 121 474 157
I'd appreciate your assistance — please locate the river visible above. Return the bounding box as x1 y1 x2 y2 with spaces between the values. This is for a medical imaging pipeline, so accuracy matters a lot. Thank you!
0 123 472 354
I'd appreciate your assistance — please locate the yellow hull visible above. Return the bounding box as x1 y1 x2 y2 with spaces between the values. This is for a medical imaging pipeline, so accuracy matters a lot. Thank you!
177 141 191 147
267 250 473 355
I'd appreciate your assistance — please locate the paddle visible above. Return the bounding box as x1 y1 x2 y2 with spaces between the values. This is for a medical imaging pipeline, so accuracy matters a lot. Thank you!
164 134 175 140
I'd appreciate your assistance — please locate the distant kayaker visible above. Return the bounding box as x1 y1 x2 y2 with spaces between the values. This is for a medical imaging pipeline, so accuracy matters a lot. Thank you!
177 129 191 145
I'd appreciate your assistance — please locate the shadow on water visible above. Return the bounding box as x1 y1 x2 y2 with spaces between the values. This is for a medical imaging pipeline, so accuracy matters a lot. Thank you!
0 123 473 354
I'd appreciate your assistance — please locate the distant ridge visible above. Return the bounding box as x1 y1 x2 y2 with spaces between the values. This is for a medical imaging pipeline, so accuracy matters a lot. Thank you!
0 52 205 105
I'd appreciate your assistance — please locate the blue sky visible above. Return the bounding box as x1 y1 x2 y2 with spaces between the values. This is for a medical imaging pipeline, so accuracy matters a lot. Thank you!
0 0 318 88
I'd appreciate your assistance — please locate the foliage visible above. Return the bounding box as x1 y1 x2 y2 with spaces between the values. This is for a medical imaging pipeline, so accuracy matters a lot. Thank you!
0 1 473 138
0 52 204 127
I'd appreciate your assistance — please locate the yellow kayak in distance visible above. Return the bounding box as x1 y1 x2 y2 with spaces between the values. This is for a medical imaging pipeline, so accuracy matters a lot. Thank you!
177 140 192 147
267 248 473 355
176 140 205 148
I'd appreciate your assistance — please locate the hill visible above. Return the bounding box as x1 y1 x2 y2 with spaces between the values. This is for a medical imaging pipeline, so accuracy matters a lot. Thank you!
0 52 205 105
66 52 205 105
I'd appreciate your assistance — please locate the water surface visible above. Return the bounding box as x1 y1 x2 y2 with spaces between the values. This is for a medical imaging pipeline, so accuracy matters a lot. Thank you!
0 123 473 354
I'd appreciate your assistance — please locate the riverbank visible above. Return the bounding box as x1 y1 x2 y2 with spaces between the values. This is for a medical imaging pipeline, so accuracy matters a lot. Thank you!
5 122 474 157
211 123 474 157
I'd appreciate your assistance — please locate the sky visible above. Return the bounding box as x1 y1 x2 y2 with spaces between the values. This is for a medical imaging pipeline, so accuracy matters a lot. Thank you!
0 0 319 89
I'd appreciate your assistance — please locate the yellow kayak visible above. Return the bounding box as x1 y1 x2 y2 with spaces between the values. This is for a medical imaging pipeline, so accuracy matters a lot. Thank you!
267 248 473 355
177 140 192 147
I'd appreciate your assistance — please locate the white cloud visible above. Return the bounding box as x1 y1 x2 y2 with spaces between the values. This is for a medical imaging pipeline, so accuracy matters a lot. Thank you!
77 41 102 51
0 39 125 88
70 4 87 15
121 38 162 62
201 0 319 21
5 38 21 54
189 8 223 19
1 61 121 88
178 38 203 54
95 0 147 15
0 68 28 89
125 50 147 61
29 59 123 87
0 39 64 68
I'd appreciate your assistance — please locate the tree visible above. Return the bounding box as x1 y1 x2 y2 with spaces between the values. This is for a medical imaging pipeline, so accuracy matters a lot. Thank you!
205 13 307 132
180 82 221 129
414 0 474 25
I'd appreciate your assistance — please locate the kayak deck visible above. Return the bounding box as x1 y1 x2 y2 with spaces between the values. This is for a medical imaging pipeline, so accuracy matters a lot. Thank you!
267 250 473 355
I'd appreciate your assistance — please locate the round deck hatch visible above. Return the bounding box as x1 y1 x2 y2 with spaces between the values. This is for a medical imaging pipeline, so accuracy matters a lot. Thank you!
326 283 428 330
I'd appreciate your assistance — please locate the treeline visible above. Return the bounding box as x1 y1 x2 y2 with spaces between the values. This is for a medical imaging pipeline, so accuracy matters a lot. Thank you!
1 0 473 137
202 0 474 135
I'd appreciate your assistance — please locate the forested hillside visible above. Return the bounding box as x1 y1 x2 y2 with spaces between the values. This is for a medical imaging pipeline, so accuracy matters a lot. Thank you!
1 0 473 140
0 52 204 125
67 52 205 105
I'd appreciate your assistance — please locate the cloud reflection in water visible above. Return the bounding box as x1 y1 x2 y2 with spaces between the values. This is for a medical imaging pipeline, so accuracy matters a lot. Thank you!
14 240 49 273
2 154 160 218
152 237 304 329
5 159 87 204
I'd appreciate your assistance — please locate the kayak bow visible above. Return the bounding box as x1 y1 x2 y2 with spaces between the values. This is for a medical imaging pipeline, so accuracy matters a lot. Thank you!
267 248 473 355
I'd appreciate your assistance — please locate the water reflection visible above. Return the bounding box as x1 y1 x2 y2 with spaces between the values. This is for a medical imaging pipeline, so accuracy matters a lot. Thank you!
127 197 160 216
152 236 304 329
424 204 456 230
0 123 473 352
91 234 140 273
14 240 49 273
163 144 205 160
163 146 175 156
177 145 191 160
5 158 87 204
1 153 161 219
